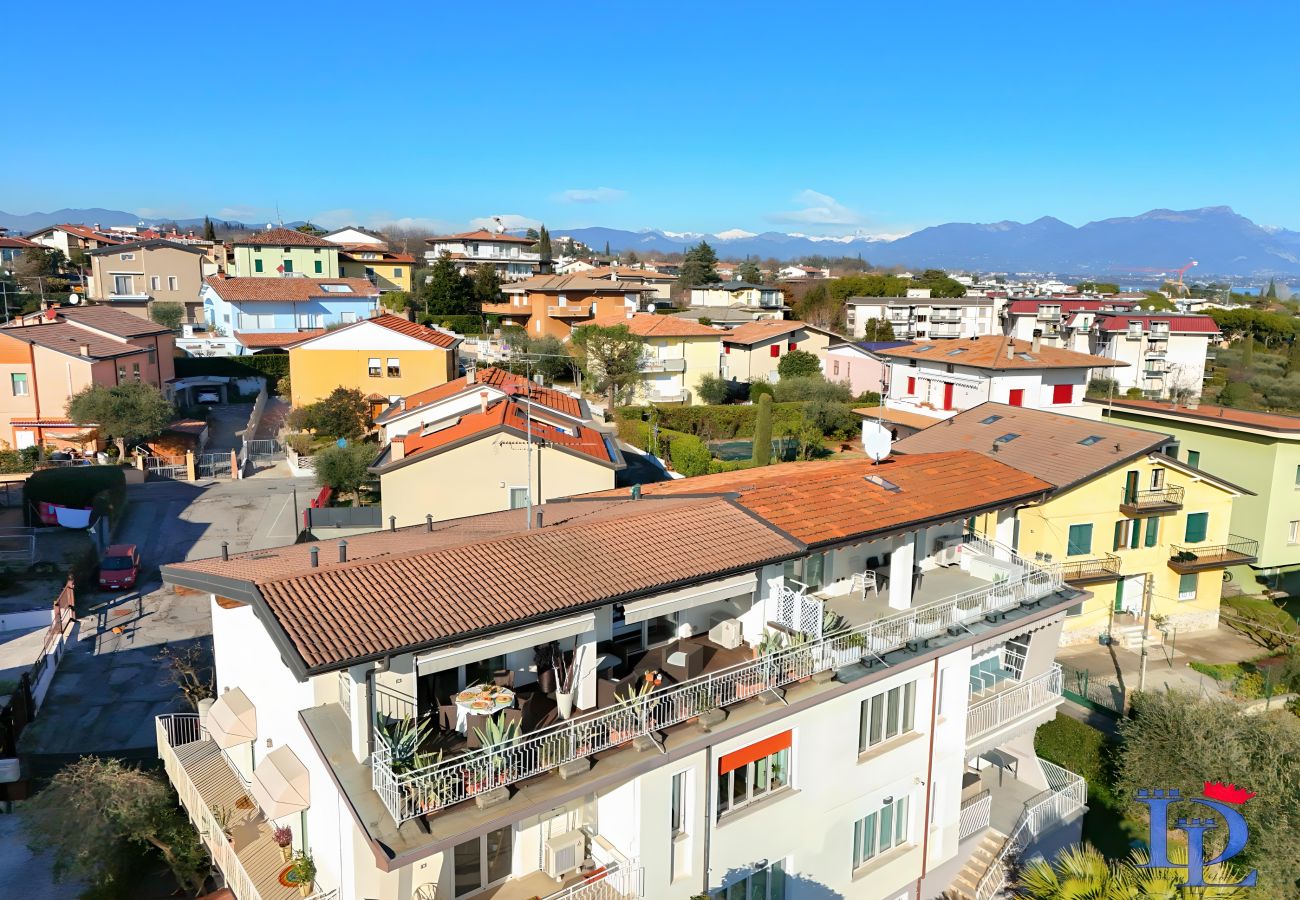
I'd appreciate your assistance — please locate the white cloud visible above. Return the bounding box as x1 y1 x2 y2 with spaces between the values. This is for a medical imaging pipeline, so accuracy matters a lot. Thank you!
556 187 627 204
470 213 542 232
766 190 868 227
215 206 274 224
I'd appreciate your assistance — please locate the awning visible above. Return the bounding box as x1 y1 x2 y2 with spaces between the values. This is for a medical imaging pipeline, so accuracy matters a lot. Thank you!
250 746 310 820
416 612 597 676
622 573 756 625
205 688 257 749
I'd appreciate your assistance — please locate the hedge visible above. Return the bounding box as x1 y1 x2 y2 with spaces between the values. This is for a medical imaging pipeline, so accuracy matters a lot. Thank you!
175 355 291 395
616 402 810 441
24 466 128 528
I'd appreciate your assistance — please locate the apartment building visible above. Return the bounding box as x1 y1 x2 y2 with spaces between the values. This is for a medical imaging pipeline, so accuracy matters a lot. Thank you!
1090 314 1220 400
201 276 381 354
877 335 1125 422
593 312 722 404
896 404 1249 645
689 282 787 313
155 454 1085 900
822 341 912 397
23 223 124 257
0 234 41 268
86 239 215 323
581 267 677 303
1092 398 1300 594
1003 299 1136 349
845 297 998 341
721 320 834 384
0 306 175 449
231 228 342 278
337 246 415 293
484 275 656 340
425 230 541 281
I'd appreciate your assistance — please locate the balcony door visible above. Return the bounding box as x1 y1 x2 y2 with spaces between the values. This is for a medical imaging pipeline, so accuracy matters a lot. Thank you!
453 825 513 897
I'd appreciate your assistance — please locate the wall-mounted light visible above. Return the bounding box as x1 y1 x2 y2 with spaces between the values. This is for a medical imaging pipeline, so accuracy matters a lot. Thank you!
882 795 893 805
266 738 273 748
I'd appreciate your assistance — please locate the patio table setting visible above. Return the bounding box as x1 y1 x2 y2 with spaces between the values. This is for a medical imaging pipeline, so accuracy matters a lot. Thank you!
452 684 516 732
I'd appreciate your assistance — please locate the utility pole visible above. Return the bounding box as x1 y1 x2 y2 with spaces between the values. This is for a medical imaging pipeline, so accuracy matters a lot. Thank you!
1136 573 1154 696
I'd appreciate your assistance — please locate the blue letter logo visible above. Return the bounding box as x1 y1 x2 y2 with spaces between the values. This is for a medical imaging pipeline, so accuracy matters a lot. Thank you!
1135 786 1256 888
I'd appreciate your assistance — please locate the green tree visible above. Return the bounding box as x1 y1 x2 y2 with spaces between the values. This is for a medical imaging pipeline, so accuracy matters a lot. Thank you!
752 393 773 465
67 382 174 456
1241 336 1255 367
537 225 552 262
569 324 645 409
695 373 729 405
862 317 895 341
1143 290 1178 310
772 375 852 403
1286 341 1300 376
1218 381 1252 407
678 241 721 287
202 216 216 241
776 349 821 379
736 258 762 283
911 268 967 298
1265 277 1278 299
313 442 376 498
603 240 610 257
422 252 474 316
509 334 577 384
669 433 712 476
149 302 185 331
794 283 842 331
624 249 639 265
471 264 502 307
298 387 369 439
22 756 210 896
296 222 325 235
1076 281 1121 294
380 290 412 313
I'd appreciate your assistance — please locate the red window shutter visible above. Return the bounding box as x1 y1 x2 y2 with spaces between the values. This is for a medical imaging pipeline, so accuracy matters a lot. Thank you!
770 344 780 358
724 345 730 355
719 730 792 775
1052 384 1073 404
1008 388 1024 407
789 341 798 351
907 376 916 394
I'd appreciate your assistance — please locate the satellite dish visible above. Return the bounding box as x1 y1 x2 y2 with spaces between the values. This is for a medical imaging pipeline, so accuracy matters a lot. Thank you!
646 303 657 313
861 420 892 462
67 293 81 305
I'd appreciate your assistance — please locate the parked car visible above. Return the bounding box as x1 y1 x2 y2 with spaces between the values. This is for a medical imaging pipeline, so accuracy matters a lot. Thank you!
98 544 141 590
196 390 220 404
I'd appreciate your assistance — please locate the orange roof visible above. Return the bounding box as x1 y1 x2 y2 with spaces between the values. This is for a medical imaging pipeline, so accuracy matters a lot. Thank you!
376 367 583 423
877 336 1123 370
234 227 336 247
724 319 806 346
502 274 656 294
236 330 324 348
203 275 379 302
586 452 1051 547
591 312 721 338
1096 398 1300 434
427 229 534 244
287 314 458 350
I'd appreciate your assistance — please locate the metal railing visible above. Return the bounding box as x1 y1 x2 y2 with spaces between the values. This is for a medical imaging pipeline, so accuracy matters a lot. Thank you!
966 665 1063 744
1169 534 1259 566
974 759 1087 900
544 861 640 900
1060 553 1122 583
959 790 992 841
1120 484 1184 509
639 357 687 373
373 545 1063 823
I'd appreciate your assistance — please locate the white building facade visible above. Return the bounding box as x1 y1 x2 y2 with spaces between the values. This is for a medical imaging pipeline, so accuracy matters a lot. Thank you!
846 297 999 341
1091 314 1220 400
425 230 541 281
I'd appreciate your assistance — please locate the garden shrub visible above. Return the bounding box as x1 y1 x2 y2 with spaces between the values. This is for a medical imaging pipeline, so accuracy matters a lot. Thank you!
669 434 712 477
1035 714 1112 797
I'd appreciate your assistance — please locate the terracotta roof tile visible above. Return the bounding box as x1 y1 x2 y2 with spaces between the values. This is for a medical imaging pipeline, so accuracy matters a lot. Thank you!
591 312 722 337
203 275 379 303
53 305 172 338
235 330 324 348
877 336 1123 370
234 227 337 247
0 321 142 360
375 367 584 423
1094 314 1221 334
501 274 655 294
427 229 534 244
723 319 806 346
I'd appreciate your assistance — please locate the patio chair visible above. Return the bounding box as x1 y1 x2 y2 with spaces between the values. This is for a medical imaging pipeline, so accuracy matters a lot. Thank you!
464 714 489 749
662 640 705 683
438 704 458 732
852 570 879 600
492 669 515 688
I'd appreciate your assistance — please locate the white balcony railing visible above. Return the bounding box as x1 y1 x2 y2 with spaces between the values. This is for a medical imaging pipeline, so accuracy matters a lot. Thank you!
639 357 687 373
965 665 1063 744
544 860 641 900
373 542 1064 824
959 790 992 841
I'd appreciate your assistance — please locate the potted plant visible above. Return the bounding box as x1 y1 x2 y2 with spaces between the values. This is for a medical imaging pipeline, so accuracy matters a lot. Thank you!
535 642 558 694
612 680 655 743
290 852 317 898
213 804 235 844
273 824 294 862
553 646 582 720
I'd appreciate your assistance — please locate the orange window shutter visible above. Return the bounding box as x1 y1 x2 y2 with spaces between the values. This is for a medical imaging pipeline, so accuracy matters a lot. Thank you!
718 730 792 775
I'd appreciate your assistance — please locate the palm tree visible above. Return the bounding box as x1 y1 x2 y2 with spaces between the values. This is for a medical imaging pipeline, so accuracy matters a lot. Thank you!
1016 844 1250 899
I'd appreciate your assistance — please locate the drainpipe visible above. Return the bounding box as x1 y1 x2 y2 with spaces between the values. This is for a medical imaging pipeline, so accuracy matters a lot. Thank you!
914 657 941 899
701 744 714 897
365 655 392 758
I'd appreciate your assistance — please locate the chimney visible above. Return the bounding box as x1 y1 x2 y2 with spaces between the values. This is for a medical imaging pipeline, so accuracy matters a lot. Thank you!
338 540 348 563
480 390 489 415
406 305 415 323
426 514 434 532
389 515 397 532
1005 340 1015 361
389 437 406 462
309 546 319 567
1031 329 1042 353
79 343 91 357
221 541 229 561
535 509 544 529
467 365 476 386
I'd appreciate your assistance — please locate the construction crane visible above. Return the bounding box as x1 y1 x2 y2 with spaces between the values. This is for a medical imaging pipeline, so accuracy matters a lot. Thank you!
1118 259 1199 295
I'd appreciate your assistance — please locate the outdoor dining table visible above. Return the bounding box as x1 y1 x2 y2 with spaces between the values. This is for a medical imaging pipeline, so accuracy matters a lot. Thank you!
452 684 516 732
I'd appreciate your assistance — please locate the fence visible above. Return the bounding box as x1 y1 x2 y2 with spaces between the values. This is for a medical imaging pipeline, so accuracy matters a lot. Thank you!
304 506 383 530
197 451 233 479
373 557 1064 823
0 579 76 756
0 526 35 566
966 666 1063 743
959 790 993 841
1059 662 1125 716
143 455 187 480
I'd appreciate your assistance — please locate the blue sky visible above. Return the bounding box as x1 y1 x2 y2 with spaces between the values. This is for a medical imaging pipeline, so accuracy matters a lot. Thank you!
3 1 1298 236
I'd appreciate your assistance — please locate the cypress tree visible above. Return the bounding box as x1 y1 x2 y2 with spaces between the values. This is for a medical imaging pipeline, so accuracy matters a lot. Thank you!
202 216 215 241
752 393 773 466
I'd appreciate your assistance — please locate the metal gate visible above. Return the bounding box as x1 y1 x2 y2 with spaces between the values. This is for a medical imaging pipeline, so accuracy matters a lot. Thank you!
196 452 232 479
1059 663 1124 717
244 438 281 460
143 456 187 480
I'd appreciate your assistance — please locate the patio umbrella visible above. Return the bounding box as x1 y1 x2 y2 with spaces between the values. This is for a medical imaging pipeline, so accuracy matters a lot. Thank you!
250 746 311 820
205 688 257 749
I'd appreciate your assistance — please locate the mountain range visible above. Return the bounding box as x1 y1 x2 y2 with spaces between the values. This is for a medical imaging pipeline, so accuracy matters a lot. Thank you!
3 205 1298 278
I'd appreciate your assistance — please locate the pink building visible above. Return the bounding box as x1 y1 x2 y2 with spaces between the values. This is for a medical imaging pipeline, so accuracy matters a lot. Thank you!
822 340 912 397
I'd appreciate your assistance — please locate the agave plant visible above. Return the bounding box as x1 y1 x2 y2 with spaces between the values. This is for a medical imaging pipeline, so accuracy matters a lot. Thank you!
614 679 656 730
473 714 522 750
822 607 849 636
379 716 434 775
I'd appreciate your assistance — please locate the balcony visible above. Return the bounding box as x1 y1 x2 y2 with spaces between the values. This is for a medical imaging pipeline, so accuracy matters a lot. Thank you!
481 301 520 315
1060 553 1123 586
647 389 688 403
1037 310 1062 321
639 357 686 373
1168 534 1259 573
1119 485 1184 515
931 312 963 324
965 666 1063 749
547 305 594 319
156 715 334 900
369 535 1065 825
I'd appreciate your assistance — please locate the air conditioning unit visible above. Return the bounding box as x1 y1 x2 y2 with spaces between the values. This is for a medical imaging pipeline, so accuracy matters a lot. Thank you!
544 829 586 881
934 534 966 567
708 617 743 650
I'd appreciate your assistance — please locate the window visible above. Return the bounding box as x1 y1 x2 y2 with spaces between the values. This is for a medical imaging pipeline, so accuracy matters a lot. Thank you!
1066 524 1093 557
113 274 133 294
150 276 160 290
283 259 295 273
709 861 786 900
1078 435 1103 446
452 825 513 897
789 341 798 351
254 258 263 273
1150 468 1165 490
119 253 134 261
147 349 155 364
833 361 840 376
341 311 357 324
716 731 791 814
671 771 687 837
770 344 780 358
1295 464 1300 488
1184 512 1209 543
1008 388 1024 406
509 487 529 509
368 357 381 377
1288 520 1299 545
858 681 916 751
995 433 1020 444
168 276 178 290
1114 519 1142 551
1179 573 1198 601
10 373 28 397
386 357 400 377
132 362 141 382
1186 450 1200 468
1144 516 1159 547
314 260 323 274
853 796 910 869
393 267 403 278
1052 383 1073 404
117 366 126 381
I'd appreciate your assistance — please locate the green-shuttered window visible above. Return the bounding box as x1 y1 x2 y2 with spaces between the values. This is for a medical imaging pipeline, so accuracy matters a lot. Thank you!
1187 450 1200 468
1185 512 1209 543
1144 517 1159 547
314 260 323 273
1067 524 1093 557
254 258 263 273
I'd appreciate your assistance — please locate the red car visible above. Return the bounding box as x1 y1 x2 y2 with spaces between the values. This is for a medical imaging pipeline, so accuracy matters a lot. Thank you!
99 544 141 590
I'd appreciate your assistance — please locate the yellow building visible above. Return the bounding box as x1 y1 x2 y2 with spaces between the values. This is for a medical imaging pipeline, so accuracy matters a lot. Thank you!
338 246 414 293
593 312 723 404
894 403 1253 645
371 393 625 525
721 319 835 385
231 227 340 277
287 314 461 408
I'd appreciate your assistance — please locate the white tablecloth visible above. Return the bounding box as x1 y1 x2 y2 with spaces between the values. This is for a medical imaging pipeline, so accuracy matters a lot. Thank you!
453 686 515 732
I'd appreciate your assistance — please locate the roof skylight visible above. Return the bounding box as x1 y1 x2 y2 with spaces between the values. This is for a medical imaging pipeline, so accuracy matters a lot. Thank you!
979 415 1003 425
995 433 1020 443
1078 435 1104 446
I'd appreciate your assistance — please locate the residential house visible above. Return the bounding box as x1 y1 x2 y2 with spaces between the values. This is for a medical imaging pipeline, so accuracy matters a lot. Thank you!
1090 314 1220 400
322 226 387 246
371 391 624 526
0 306 175 450
287 314 461 408
156 453 1084 900
484 275 657 340
373 366 590 444
581 267 677 303
721 320 834 384
201 275 381 354
554 258 599 275
877 335 1125 421
23 223 124 259
1003 298 1136 349
593 312 723 404
425 230 540 281
230 227 341 278
86 239 215 324
777 264 828 280
822 340 912 397
337 245 415 293
689 282 786 313
895 403 1249 645
1090 398 1300 594
845 296 999 341
0 235 41 268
